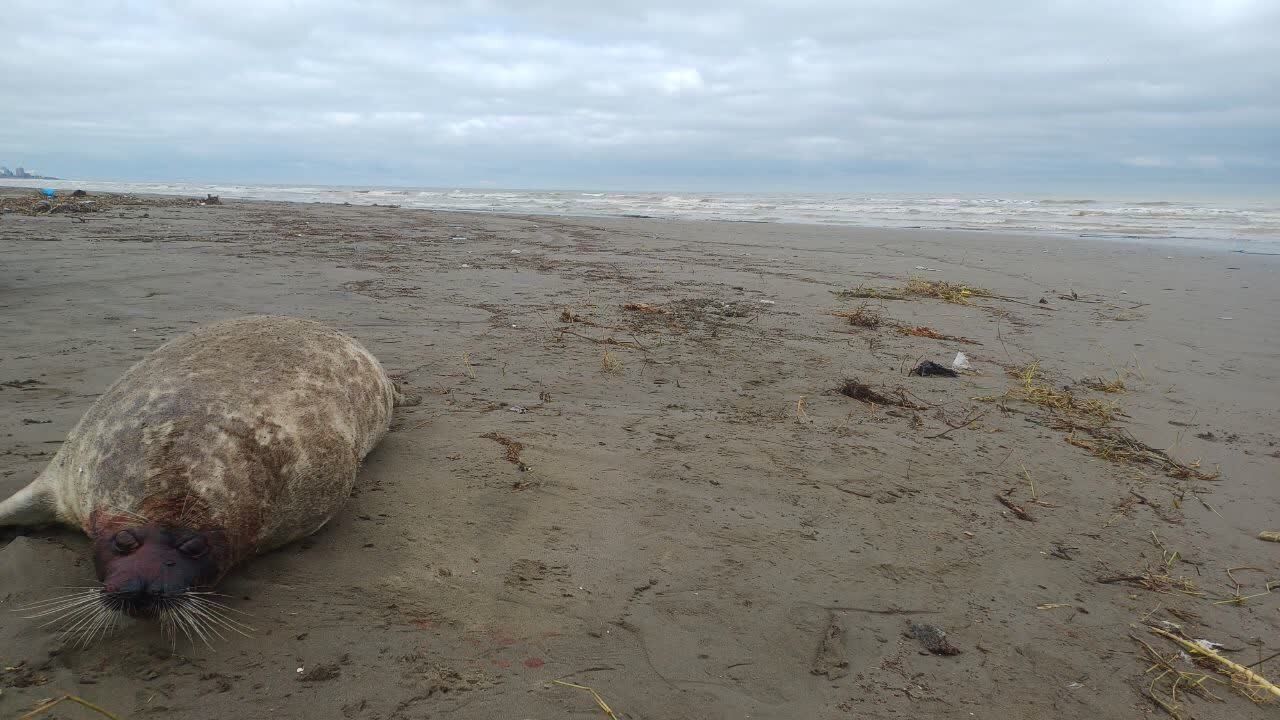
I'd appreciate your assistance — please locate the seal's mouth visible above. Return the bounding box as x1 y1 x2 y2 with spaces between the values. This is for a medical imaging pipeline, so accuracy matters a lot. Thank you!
18 585 254 648
114 590 255 644
102 590 183 619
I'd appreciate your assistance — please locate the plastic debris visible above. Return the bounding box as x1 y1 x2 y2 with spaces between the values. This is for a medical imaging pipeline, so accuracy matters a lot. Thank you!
1193 638 1228 652
952 352 971 370
909 361 958 378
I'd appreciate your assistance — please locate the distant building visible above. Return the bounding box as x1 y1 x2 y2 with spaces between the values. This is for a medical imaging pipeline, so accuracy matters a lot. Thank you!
0 165 55 179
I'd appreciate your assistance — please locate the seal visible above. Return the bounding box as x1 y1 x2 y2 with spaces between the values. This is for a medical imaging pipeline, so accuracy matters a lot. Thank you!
0 315 414 642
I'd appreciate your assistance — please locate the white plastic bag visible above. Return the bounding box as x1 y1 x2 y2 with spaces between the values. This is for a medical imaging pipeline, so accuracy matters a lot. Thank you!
952 352 971 371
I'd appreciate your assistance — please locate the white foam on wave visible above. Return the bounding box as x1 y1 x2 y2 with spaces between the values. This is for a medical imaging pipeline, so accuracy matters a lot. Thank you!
3 178 1277 251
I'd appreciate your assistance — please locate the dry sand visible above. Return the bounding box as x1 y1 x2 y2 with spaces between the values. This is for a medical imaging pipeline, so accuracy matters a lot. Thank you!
1 190 1277 719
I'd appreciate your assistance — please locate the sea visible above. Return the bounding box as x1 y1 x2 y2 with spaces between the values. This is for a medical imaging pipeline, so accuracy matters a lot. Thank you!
5 178 1278 253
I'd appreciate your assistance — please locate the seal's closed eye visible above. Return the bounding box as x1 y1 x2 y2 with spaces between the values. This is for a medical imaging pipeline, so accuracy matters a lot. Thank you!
179 536 208 557
112 529 139 553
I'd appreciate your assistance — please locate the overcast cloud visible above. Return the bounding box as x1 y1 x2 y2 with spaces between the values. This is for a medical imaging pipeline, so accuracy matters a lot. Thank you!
2 0 1277 194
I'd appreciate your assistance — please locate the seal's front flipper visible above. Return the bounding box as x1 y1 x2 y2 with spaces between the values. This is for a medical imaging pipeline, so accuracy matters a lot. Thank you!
0 477 57 527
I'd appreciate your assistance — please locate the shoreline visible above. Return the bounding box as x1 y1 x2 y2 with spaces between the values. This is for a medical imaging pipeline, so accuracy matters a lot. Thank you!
3 180 1275 254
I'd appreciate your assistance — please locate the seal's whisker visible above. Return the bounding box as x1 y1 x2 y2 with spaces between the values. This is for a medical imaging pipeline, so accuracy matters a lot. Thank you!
84 609 119 647
18 589 99 609
159 607 179 650
105 612 123 644
48 608 94 637
205 616 254 638
186 595 255 617
158 599 177 636
43 597 100 621
170 606 199 647
22 597 101 620
62 612 99 647
187 598 236 630
192 607 254 635
186 599 250 637
58 604 107 642
18 596 97 612
195 606 255 633
76 609 111 648
184 591 238 601
167 601 206 647
186 602 255 634
200 611 255 636
16 589 101 611
187 596 256 628
38 599 102 628
63 602 105 633
177 606 215 648
18 588 99 604
83 614 108 647
182 605 227 644
21 601 98 619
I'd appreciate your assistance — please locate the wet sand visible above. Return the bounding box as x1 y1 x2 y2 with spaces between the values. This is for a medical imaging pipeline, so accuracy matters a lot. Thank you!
1 191 1277 719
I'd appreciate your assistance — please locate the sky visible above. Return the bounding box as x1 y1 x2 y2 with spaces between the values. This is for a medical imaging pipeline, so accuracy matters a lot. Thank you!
2 0 1277 195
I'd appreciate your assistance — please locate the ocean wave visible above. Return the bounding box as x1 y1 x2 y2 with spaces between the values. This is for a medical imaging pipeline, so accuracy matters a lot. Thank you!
3 178 1276 250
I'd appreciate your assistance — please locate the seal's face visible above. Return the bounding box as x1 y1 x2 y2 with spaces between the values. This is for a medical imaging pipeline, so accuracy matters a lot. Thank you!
92 525 221 618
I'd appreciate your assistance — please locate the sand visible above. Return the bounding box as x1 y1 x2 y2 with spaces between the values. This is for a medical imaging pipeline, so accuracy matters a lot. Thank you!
1 190 1277 719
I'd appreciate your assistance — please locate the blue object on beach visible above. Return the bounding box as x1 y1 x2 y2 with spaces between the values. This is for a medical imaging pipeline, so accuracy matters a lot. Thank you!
39 188 56 198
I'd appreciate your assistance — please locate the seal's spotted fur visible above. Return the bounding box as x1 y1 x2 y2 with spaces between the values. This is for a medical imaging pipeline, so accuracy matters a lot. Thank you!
1 315 407 584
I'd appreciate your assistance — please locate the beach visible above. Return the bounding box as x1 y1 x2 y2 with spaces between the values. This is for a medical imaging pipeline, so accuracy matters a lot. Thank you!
1 190 1277 718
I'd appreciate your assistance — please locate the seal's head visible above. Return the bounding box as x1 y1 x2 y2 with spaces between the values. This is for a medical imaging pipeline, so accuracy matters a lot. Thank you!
92 525 223 618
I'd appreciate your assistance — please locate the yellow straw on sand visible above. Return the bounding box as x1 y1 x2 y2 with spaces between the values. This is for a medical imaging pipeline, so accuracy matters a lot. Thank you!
1149 627 1280 701
552 679 621 719
20 693 123 720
